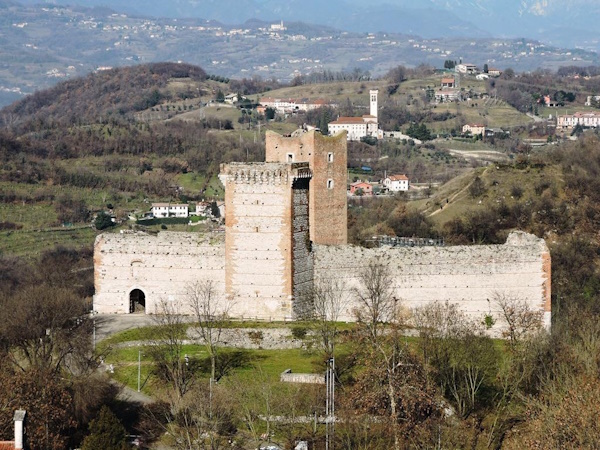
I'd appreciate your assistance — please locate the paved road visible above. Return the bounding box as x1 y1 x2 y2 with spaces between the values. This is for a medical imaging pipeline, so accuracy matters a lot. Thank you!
94 313 195 343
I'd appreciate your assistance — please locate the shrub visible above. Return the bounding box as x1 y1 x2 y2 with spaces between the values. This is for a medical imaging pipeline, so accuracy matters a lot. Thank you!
291 326 309 340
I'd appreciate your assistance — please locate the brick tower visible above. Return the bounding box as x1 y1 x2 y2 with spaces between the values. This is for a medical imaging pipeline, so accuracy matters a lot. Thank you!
265 130 347 245
219 162 313 319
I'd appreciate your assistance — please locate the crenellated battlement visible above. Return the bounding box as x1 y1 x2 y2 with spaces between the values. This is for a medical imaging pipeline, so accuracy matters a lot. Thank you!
219 162 311 186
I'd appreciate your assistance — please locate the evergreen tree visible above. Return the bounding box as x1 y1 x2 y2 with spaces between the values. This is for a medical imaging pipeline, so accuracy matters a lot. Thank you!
81 406 129 450
94 211 114 230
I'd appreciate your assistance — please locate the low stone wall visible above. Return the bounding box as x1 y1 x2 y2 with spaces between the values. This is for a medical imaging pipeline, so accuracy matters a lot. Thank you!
186 327 306 350
280 369 325 384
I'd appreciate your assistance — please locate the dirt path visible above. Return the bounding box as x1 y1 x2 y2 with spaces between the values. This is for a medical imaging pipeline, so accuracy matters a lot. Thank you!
445 148 507 162
428 166 490 217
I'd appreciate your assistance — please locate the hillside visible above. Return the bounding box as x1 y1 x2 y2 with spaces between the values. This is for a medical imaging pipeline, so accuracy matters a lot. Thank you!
3 59 600 449
1 62 207 127
2 2 600 107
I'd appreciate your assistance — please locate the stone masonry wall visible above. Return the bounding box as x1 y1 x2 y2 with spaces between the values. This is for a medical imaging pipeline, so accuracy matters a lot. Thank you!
93 231 225 314
94 230 550 335
220 162 312 320
314 231 551 335
265 130 347 245
291 177 313 318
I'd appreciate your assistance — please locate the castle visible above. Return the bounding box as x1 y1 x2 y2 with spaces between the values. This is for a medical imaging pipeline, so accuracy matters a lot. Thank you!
93 130 551 333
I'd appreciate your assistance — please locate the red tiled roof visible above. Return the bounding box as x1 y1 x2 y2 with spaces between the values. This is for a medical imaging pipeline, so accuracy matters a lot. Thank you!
0 441 15 450
388 174 408 181
441 78 455 83
330 117 365 124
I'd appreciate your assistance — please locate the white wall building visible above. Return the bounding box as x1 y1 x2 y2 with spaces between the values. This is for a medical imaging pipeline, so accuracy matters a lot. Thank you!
434 89 461 103
384 174 409 192
328 89 382 141
456 63 478 74
151 203 189 218
259 97 335 114
463 124 486 135
557 111 600 128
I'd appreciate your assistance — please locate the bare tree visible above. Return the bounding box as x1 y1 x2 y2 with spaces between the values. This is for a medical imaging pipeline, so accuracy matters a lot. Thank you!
187 280 231 385
353 257 397 341
149 299 194 402
353 257 412 450
0 285 93 374
311 276 348 359
413 301 498 417
494 293 544 348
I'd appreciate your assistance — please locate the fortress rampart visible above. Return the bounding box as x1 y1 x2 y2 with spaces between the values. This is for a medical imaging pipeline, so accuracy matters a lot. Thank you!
93 130 551 334
313 231 551 333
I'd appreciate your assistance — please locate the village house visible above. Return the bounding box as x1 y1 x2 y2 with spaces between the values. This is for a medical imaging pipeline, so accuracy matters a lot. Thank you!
585 95 600 106
542 95 560 108
224 93 244 104
463 123 486 136
151 203 189 218
557 111 600 129
350 181 374 196
328 89 382 141
455 63 478 74
441 77 455 88
384 174 410 192
434 89 461 103
487 68 502 77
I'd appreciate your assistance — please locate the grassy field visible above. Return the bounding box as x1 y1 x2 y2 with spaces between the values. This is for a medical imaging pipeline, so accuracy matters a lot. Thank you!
417 160 564 226
0 226 98 257
100 323 328 394
176 172 224 198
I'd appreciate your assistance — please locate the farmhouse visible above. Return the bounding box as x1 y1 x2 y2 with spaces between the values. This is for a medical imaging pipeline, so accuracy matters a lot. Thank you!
455 63 478 74
384 174 409 192
94 130 551 336
441 77 455 88
259 97 336 114
151 203 189 218
462 124 486 136
350 181 373 196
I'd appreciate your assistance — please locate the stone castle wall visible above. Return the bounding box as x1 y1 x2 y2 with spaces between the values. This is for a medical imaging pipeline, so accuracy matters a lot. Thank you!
93 130 551 334
313 231 551 334
265 131 347 245
220 162 313 320
94 230 550 334
93 231 225 314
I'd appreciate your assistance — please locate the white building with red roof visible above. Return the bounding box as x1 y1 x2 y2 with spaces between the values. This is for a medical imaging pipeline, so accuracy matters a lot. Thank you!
259 97 336 114
462 123 486 135
557 111 600 129
328 89 382 141
384 174 410 192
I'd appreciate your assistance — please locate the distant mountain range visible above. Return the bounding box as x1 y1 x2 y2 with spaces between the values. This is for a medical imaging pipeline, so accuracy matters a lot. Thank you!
16 0 600 50
0 0 598 108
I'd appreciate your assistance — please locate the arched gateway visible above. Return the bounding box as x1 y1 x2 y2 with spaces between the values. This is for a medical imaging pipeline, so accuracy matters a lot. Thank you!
129 289 146 314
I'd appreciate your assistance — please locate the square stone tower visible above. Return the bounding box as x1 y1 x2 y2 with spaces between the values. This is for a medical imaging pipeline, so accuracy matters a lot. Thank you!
220 162 313 319
265 130 347 245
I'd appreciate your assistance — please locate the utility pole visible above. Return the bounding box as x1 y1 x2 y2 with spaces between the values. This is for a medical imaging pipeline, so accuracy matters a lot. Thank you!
326 357 335 450
137 350 142 392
